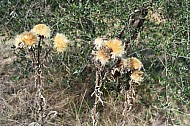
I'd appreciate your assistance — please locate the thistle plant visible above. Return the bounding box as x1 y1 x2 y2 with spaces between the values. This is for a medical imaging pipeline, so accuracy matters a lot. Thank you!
91 37 144 125
14 24 70 126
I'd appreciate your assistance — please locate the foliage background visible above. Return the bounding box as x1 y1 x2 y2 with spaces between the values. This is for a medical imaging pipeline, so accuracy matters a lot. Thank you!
0 0 189 125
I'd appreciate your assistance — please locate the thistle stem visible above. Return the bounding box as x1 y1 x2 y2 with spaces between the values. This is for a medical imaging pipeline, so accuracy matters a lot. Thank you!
35 36 45 126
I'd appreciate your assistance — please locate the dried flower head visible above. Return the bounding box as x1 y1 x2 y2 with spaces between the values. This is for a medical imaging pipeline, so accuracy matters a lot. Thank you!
130 57 143 70
94 37 107 50
15 35 24 48
21 31 37 47
95 46 112 65
130 70 143 83
54 33 70 52
31 24 50 38
119 58 131 71
105 39 124 58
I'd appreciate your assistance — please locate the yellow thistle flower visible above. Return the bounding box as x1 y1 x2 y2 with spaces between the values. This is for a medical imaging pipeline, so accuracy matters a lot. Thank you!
95 46 112 65
21 31 37 46
105 39 124 58
54 33 69 52
130 57 143 70
130 70 143 83
94 37 107 50
31 24 50 38
15 35 24 48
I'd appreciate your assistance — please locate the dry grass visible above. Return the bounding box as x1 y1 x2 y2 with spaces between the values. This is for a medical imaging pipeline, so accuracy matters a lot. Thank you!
1 0 190 125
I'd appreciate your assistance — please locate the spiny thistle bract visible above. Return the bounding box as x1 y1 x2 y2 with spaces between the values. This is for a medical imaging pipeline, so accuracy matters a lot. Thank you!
53 33 70 52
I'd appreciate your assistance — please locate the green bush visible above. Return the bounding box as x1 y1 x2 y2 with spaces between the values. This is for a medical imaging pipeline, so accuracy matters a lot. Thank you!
0 0 189 125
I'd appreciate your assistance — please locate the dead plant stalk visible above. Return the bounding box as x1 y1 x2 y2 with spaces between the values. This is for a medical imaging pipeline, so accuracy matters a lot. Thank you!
35 37 46 126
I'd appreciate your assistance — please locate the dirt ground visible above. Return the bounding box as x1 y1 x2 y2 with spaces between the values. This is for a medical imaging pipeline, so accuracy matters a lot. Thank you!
0 36 17 124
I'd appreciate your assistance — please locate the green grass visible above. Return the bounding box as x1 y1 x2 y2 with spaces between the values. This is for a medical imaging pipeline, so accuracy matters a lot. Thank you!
0 0 189 125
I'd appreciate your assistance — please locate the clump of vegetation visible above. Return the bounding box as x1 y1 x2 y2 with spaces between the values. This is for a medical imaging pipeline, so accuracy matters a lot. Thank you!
13 23 70 125
0 0 189 126
91 36 144 125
